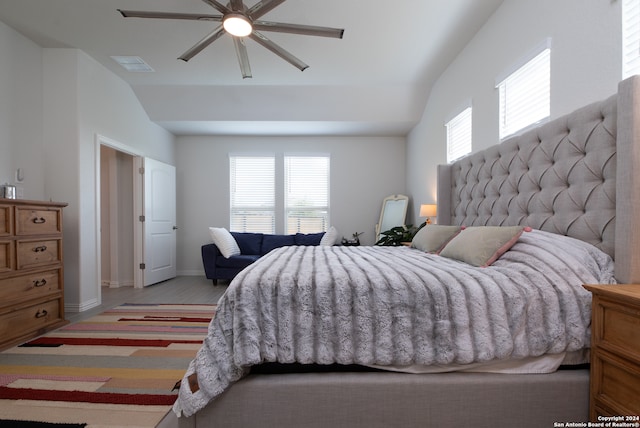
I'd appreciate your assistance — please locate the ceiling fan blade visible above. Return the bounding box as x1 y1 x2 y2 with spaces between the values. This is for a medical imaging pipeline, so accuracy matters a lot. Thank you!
250 31 308 71
253 21 344 39
118 10 222 22
233 37 252 79
201 0 231 14
247 0 286 20
178 26 226 62
229 0 245 12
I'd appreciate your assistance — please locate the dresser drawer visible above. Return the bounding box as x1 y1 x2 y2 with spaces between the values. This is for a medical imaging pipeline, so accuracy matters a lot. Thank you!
0 204 11 236
592 350 640 415
15 206 62 236
0 269 62 303
16 239 62 270
597 300 640 363
0 298 63 342
0 240 14 273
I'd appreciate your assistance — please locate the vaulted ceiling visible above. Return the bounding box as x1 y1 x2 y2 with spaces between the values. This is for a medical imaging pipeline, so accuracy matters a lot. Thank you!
0 0 504 136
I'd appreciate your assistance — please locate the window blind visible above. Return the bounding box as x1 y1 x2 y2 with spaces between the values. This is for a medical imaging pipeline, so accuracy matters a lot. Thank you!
623 0 640 78
284 156 330 234
229 156 275 233
446 107 472 163
497 47 550 140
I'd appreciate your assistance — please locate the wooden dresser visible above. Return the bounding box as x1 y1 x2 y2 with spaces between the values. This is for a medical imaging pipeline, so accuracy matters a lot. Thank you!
583 284 640 421
0 198 68 350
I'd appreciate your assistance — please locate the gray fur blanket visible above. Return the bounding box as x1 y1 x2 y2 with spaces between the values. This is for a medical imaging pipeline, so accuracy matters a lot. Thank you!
174 229 615 417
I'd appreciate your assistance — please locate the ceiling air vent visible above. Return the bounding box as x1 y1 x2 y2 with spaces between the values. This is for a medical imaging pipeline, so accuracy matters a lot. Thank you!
110 56 155 72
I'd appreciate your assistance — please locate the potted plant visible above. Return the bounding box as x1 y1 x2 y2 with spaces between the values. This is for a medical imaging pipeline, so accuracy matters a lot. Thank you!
375 223 425 246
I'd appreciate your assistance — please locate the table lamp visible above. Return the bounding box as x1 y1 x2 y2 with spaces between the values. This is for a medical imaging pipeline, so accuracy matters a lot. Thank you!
419 204 437 224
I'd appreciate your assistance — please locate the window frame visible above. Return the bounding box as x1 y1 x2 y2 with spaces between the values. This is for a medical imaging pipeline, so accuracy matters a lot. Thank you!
496 39 551 140
229 153 331 235
229 154 276 234
623 0 640 79
445 104 473 164
284 154 330 234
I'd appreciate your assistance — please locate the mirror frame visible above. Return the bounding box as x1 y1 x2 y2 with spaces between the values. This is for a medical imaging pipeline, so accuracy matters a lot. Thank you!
375 194 409 242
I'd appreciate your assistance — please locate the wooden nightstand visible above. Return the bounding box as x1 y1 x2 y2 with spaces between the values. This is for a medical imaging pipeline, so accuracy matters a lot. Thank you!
583 284 640 421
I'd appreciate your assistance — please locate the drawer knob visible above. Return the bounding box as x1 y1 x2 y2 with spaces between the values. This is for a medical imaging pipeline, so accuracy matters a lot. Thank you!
35 309 48 318
33 279 47 287
33 245 47 252
32 217 46 224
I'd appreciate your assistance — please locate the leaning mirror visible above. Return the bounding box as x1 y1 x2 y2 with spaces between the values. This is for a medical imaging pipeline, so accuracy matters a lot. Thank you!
375 194 409 242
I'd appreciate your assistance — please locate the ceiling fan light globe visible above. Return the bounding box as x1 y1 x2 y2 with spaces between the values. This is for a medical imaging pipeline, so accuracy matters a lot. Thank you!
223 14 253 37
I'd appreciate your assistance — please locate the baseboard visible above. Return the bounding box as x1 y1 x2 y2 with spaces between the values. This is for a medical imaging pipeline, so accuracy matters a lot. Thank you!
101 280 135 288
65 297 100 314
177 270 205 276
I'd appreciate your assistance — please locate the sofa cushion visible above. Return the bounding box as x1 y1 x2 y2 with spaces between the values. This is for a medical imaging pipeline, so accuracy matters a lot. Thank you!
231 232 264 255
216 254 261 269
294 232 325 246
262 234 296 254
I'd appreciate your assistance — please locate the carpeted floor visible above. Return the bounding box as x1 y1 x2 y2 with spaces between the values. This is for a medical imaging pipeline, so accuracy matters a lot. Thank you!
0 303 215 427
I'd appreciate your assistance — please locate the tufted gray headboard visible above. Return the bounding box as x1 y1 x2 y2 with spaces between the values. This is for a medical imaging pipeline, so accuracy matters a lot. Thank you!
437 76 640 284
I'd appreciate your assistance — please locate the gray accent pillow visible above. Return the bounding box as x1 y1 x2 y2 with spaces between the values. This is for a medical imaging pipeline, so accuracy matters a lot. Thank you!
439 226 526 267
411 225 462 253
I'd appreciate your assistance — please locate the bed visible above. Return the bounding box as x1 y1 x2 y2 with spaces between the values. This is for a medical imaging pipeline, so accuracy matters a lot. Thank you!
172 75 640 428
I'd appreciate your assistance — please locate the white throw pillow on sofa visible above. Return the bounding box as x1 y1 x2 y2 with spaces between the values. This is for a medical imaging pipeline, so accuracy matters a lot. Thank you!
208 227 241 258
320 226 339 246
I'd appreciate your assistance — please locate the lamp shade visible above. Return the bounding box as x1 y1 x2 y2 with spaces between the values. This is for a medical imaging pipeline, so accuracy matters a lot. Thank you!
419 204 437 218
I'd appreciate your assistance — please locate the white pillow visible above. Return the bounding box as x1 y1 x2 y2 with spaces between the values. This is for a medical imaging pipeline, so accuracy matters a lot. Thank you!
208 227 241 258
320 226 339 246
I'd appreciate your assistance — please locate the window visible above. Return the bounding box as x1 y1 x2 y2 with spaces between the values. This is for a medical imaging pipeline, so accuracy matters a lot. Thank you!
285 156 330 234
623 0 640 78
497 42 551 140
230 156 275 234
446 106 472 163
229 154 330 234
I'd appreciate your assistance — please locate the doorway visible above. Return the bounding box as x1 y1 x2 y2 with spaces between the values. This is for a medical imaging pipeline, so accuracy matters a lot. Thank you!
99 145 137 288
96 134 177 296
97 135 144 293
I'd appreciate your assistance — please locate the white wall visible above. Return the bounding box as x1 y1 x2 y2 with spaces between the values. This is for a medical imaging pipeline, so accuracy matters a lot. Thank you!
406 0 622 222
175 135 406 275
0 20 45 200
40 48 175 311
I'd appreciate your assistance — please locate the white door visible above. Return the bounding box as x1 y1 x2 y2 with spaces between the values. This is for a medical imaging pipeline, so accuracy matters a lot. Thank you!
143 158 177 286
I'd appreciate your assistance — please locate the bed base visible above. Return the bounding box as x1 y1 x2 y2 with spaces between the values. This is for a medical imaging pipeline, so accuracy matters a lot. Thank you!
176 369 589 428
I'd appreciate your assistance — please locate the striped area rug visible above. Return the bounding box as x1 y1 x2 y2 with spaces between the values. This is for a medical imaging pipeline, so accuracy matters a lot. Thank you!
0 303 215 427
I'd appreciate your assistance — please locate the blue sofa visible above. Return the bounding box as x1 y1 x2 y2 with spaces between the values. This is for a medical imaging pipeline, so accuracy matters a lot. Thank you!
202 231 326 284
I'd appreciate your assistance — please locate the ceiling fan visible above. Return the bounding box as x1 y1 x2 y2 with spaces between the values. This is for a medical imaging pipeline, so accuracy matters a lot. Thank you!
118 0 345 78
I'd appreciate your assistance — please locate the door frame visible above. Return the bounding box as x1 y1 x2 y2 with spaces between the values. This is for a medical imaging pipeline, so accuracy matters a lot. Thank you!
95 134 145 291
